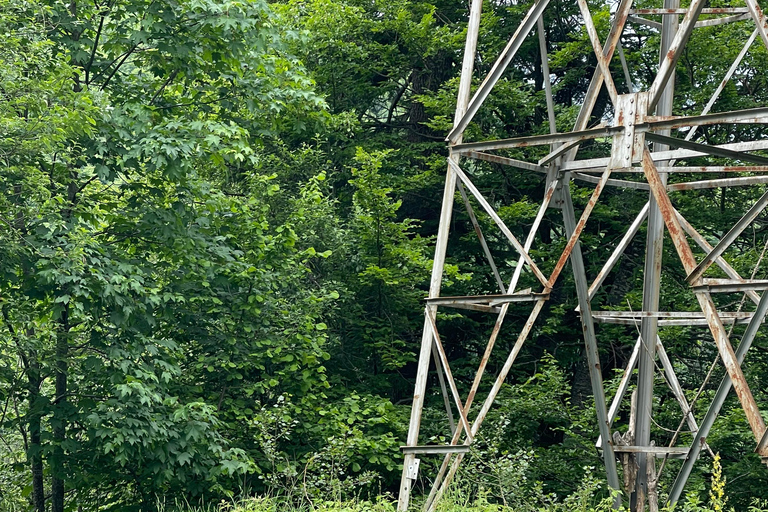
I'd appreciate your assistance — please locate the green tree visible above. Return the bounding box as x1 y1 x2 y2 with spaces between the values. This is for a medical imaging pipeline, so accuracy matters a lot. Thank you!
0 0 330 509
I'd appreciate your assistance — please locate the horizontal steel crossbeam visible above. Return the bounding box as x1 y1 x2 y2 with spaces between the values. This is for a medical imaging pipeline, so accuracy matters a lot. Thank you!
400 445 471 455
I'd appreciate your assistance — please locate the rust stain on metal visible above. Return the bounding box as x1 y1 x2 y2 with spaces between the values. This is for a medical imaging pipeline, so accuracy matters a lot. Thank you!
697 292 767 445
644 115 679 122
705 7 747 12
464 307 510 416
632 7 747 13
655 245 663 275
547 172 610 287
592 268 609 291
425 309 474 439
642 149 698 274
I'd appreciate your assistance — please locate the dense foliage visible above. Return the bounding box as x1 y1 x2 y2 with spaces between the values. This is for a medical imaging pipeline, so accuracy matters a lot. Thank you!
1 0 768 510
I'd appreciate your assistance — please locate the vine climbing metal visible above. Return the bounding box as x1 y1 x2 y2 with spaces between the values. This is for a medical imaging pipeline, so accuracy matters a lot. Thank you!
397 0 768 510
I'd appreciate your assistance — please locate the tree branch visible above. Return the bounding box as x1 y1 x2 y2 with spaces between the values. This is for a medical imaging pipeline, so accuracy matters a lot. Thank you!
85 11 107 85
99 45 139 91
149 69 180 105
386 74 412 125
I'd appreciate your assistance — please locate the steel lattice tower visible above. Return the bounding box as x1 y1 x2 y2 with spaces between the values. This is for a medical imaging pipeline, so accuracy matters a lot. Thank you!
396 0 768 510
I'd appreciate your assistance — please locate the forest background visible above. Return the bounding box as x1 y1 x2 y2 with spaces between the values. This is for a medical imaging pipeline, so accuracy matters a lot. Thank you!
1 0 768 509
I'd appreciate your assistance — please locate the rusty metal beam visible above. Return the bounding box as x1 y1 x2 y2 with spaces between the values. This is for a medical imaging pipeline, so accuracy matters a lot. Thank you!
425 309 474 438
695 290 767 442
615 445 691 457
675 210 761 305
562 139 768 171
642 149 697 272
743 0 768 51
644 106 768 129
566 0 634 162
635 50 673 501
594 317 764 326
401 445 469 455
668 175 768 191
693 278 768 293
647 0 706 111
694 13 750 26
577 0 619 105
572 172 651 190
430 302 501 314
643 149 767 450
538 138 585 166
547 166 615 287
576 166 768 173
645 132 768 166
452 125 616 154
561 178 622 504
686 189 768 283
668 289 768 505
463 151 547 173
627 12 749 28
629 12 749 28
591 311 760 319
630 7 748 14
425 292 549 306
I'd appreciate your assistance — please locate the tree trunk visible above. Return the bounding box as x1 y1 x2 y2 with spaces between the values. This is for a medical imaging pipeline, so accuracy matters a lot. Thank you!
570 349 592 408
407 70 426 142
11 184 45 512
52 308 69 512
51 178 79 512
27 356 45 512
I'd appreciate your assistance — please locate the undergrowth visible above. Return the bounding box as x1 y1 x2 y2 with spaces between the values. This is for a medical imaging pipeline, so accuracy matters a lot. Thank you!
154 455 768 512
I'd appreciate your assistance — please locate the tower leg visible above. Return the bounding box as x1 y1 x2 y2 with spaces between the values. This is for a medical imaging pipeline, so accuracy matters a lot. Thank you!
396 0 482 507
396 168 456 512
561 178 622 506
634 1 678 508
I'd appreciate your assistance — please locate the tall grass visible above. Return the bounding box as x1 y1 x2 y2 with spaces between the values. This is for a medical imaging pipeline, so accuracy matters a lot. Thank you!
158 493 768 512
